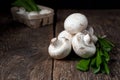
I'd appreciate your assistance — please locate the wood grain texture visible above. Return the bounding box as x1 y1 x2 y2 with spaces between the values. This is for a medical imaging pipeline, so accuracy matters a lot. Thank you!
0 10 120 80
0 15 53 80
53 10 120 80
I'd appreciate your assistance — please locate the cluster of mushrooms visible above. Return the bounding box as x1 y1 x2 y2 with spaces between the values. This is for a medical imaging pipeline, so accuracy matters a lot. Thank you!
48 13 98 59
17 7 51 18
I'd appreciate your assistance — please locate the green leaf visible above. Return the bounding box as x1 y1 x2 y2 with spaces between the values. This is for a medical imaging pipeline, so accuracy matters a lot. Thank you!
12 0 40 12
103 51 110 62
103 38 115 47
76 36 113 75
76 59 90 71
91 57 96 67
24 0 40 11
99 41 111 52
98 37 114 52
30 0 41 11
103 61 110 74
93 66 101 74
96 49 102 67
101 64 106 74
12 0 32 11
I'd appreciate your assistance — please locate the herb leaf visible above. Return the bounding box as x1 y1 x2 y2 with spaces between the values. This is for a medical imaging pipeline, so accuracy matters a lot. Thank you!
76 59 90 71
93 66 100 74
103 61 110 74
103 51 110 62
91 57 96 67
76 36 114 74
96 49 102 67
12 0 40 12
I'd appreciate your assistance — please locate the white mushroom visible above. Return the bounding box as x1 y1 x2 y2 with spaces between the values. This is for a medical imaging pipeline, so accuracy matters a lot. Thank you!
58 30 73 42
72 32 96 58
83 34 91 46
82 27 98 43
17 7 26 14
88 27 98 43
39 9 51 15
48 37 71 59
64 13 88 34
27 11 39 19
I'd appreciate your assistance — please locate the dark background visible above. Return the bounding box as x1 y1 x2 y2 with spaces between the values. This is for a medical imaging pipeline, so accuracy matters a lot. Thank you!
0 0 120 13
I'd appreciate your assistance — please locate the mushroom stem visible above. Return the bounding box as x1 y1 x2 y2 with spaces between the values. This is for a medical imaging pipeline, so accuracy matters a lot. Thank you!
83 34 91 46
51 38 62 48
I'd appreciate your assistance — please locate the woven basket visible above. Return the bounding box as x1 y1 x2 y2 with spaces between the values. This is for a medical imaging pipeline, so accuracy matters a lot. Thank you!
11 5 54 28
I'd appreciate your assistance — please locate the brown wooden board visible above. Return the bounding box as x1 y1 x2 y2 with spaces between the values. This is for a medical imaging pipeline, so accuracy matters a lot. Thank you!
0 15 53 80
53 10 120 80
0 10 120 80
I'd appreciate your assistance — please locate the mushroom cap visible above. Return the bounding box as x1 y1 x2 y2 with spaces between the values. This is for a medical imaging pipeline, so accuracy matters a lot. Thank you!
72 32 96 58
48 38 71 59
58 30 73 42
64 13 88 34
39 9 51 15
28 11 39 16
17 7 26 14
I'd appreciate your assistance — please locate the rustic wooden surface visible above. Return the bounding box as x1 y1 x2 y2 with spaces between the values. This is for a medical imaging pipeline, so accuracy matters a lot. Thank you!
0 14 53 80
0 10 120 80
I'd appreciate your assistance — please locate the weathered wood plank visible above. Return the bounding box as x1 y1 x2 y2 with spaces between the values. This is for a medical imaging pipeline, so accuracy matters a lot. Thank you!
0 15 53 80
53 10 120 80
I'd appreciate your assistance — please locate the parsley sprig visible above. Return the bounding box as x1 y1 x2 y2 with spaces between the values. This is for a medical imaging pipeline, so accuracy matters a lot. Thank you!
12 0 40 12
76 36 114 74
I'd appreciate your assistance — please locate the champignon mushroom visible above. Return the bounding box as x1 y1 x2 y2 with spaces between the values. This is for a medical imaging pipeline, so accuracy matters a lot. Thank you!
58 30 73 42
81 27 98 43
88 27 98 43
72 32 96 58
39 9 51 15
27 11 39 19
48 37 71 59
64 13 88 34
17 7 26 14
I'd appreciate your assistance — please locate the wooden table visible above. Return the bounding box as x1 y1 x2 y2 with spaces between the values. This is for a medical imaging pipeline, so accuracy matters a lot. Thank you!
0 10 120 80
